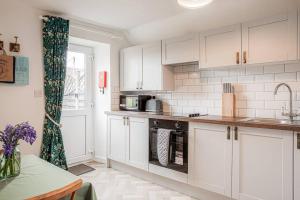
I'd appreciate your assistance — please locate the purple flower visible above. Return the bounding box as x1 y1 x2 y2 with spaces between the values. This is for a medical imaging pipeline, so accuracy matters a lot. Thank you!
0 122 37 158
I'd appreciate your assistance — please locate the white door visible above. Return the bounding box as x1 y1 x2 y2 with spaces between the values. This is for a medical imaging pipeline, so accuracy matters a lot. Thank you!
162 34 199 65
61 44 94 164
295 132 300 200
242 11 298 65
188 123 232 197
199 24 242 68
126 117 149 170
232 127 293 200
108 115 127 163
120 46 142 91
142 42 162 91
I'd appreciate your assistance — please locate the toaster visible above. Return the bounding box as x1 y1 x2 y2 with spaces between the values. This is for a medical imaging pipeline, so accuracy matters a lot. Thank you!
145 97 163 113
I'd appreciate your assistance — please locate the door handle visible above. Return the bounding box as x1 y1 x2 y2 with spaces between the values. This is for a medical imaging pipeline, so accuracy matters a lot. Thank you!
234 127 238 140
236 52 240 64
297 133 300 149
243 51 247 64
227 126 231 140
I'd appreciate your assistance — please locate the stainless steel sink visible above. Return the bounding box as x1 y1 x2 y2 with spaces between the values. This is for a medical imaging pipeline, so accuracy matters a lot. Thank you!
239 118 298 125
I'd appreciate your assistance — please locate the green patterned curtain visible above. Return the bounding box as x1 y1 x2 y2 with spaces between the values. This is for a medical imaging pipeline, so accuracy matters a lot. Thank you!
40 16 69 170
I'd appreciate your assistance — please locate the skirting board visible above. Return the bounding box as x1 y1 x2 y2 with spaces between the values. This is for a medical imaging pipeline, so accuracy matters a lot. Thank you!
109 160 229 200
94 156 107 164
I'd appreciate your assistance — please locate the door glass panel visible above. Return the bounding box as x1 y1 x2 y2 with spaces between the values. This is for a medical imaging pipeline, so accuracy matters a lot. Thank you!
63 51 86 110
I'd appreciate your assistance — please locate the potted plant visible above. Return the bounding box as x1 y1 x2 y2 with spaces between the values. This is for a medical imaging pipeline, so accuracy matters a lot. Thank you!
0 122 36 180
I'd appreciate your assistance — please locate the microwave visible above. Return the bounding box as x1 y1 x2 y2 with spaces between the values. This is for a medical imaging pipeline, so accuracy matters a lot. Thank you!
119 95 151 111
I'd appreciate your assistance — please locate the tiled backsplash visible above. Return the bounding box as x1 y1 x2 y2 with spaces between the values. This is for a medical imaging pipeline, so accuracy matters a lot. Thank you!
117 63 300 119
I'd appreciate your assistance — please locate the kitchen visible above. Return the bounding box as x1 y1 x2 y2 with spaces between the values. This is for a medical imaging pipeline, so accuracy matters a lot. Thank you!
106 2 300 200
0 0 300 200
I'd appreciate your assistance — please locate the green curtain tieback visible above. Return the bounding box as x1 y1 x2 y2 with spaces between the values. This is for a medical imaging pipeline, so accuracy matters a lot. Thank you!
45 113 62 128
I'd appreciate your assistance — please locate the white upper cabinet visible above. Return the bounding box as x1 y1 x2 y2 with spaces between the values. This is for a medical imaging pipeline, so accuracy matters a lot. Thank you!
232 127 293 200
242 11 298 65
295 132 300 200
188 123 232 197
199 24 242 68
120 46 142 91
142 42 162 91
126 117 149 171
162 33 199 65
120 42 174 92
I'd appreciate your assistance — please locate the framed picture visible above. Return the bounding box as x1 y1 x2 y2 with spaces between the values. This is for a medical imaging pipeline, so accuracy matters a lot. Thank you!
0 55 15 83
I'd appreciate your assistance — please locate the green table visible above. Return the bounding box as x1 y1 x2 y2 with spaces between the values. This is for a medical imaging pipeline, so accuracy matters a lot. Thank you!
0 155 97 200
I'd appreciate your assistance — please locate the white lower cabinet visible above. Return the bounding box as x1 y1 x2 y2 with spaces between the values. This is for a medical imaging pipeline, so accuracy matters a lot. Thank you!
108 115 149 171
188 123 294 200
232 127 293 200
188 123 232 197
295 132 300 200
108 115 127 162
126 117 149 170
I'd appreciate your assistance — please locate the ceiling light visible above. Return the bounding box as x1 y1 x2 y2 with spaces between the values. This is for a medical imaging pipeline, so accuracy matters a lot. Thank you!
177 0 213 9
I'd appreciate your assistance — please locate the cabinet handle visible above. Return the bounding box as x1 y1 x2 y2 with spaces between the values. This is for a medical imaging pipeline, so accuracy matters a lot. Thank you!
297 133 300 149
227 126 231 140
234 127 238 140
236 52 240 64
127 117 130 126
243 51 247 64
140 81 143 90
123 116 126 126
136 82 139 90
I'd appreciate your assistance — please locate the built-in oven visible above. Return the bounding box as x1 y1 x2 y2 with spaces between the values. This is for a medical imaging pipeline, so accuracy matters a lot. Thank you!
149 118 188 174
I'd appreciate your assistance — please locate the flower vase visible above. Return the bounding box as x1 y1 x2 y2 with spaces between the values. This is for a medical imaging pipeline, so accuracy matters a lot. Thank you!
0 148 21 181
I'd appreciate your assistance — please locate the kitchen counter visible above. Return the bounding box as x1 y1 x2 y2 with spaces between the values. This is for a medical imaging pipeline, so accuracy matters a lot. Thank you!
105 111 300 132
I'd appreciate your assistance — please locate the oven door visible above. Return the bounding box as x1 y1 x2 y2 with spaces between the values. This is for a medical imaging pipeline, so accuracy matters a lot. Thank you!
149 128 188 173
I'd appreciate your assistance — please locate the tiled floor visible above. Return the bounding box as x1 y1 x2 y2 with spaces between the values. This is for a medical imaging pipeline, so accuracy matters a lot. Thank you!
80 161 196 200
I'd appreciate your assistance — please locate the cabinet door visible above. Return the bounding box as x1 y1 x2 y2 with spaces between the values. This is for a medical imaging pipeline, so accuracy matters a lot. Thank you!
200 24 242 68
142 42 162 91
126 117 149 171
120 46 142 91
188 123 232 197
242 11 298 65
232 127 293 200
162 34 199 65
295 132 300 200
107 115 127 163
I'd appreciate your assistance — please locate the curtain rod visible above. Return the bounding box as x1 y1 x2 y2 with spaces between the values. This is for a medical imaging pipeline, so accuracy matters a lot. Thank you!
38 15 125 40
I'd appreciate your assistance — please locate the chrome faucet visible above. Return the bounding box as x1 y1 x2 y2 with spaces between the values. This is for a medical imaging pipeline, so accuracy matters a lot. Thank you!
274 83 299 121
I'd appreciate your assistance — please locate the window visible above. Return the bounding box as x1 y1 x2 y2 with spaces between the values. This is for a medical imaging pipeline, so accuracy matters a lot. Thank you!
63 51 86 110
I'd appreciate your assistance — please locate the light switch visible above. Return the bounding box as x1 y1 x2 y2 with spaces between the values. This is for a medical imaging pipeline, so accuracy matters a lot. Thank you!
34 89 43 97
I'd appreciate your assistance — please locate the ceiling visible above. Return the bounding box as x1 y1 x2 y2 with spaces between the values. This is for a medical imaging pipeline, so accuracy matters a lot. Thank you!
21 0 300 43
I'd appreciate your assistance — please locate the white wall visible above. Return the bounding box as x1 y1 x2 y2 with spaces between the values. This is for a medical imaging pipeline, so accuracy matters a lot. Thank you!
0 0 128 157
0 0 44 155
93 44 111 162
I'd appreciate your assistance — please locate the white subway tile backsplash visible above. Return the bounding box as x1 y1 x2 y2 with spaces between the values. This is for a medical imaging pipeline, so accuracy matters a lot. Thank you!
275 73 297 82
264 65 284 73
238 75 254 83
125 63 300 119
238 109 255 117
246 65 264 75
256 109 275 118
285 63 300 72
255 74 274 82
255 92 274 100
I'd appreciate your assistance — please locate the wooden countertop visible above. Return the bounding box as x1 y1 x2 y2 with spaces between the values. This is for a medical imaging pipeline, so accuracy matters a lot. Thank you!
105 111 300 132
